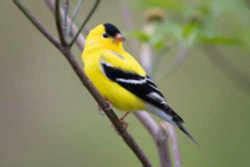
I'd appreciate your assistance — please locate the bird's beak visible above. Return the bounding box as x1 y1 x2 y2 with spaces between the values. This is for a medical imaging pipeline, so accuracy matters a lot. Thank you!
114 33 125 43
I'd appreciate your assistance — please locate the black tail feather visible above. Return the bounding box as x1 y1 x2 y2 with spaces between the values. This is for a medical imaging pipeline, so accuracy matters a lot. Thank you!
175 122 198 144
163 105 198 144
147 103 197 144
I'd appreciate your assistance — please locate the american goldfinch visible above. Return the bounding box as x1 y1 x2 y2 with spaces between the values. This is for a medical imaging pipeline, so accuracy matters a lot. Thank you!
81 23 196 143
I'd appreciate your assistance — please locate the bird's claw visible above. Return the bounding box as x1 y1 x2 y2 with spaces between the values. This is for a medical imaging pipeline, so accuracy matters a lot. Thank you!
119 119 128 129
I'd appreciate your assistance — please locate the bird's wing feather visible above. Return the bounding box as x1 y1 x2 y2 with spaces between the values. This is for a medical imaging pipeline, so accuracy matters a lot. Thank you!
98 50 197 143
101 61 183 123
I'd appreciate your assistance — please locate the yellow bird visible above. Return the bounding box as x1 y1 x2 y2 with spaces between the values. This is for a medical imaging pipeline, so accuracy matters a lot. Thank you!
82 23 196 142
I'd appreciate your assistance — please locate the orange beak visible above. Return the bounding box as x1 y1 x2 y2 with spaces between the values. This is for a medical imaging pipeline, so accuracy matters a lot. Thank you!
114 33 125 43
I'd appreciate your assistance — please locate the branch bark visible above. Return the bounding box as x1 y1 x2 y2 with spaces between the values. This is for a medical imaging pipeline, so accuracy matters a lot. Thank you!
13 0 152 166
161 123 182 167
135 112 172 167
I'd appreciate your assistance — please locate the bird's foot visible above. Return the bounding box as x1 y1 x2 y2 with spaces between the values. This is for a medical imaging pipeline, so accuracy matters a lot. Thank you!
111 112 130 134
119 119 128 129
118 112 130 129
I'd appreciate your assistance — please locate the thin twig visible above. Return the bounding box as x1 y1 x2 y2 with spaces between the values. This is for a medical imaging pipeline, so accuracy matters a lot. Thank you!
55 0 67 46
62 0 69 38
68 0 100 47
72 0 84 22
13 0 152 166
67 0 84 37
44 0 85 50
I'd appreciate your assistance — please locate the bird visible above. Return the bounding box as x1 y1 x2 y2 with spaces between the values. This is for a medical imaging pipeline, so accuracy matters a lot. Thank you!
81 23 196 143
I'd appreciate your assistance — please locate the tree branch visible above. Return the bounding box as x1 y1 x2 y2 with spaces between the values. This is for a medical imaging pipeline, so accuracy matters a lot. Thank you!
13 0 152 166
55 0 67 46
62 0 69 38
13 0 61 49
161 123 182 167
67 0 84 37
135 112 172 167
44 0 85 50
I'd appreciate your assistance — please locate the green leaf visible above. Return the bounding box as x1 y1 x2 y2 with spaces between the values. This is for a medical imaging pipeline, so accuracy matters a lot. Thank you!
199 35 243 45
152 39 166 50
131 31 151 43
182 22 199 39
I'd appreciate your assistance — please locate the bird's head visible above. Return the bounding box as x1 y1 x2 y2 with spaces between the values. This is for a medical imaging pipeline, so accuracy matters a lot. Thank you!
85 23 125 50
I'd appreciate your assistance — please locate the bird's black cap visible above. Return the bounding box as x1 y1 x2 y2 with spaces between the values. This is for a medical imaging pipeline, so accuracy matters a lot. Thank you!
103 23 121 37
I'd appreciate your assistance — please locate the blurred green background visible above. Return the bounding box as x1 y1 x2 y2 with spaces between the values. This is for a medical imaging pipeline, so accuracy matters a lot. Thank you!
1 0 250 166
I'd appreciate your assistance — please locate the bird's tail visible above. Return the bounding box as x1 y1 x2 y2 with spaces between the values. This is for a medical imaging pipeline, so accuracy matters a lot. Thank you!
174 120 198 144
147 104 197 144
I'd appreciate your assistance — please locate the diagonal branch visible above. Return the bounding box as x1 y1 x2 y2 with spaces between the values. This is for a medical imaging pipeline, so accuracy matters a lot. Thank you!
13 0 61 49
13 0 152 166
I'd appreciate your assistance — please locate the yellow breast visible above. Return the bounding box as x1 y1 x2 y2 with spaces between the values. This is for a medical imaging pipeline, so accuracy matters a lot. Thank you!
82 49 145 112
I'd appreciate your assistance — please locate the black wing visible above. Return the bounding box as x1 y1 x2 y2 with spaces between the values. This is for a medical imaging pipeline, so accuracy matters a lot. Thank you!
101 62 183 123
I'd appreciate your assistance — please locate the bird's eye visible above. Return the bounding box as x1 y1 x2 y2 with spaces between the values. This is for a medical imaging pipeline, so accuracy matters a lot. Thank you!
103 33 109 38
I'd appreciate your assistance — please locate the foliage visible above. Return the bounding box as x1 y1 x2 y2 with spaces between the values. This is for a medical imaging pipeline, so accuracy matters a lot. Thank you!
133 0 250 51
